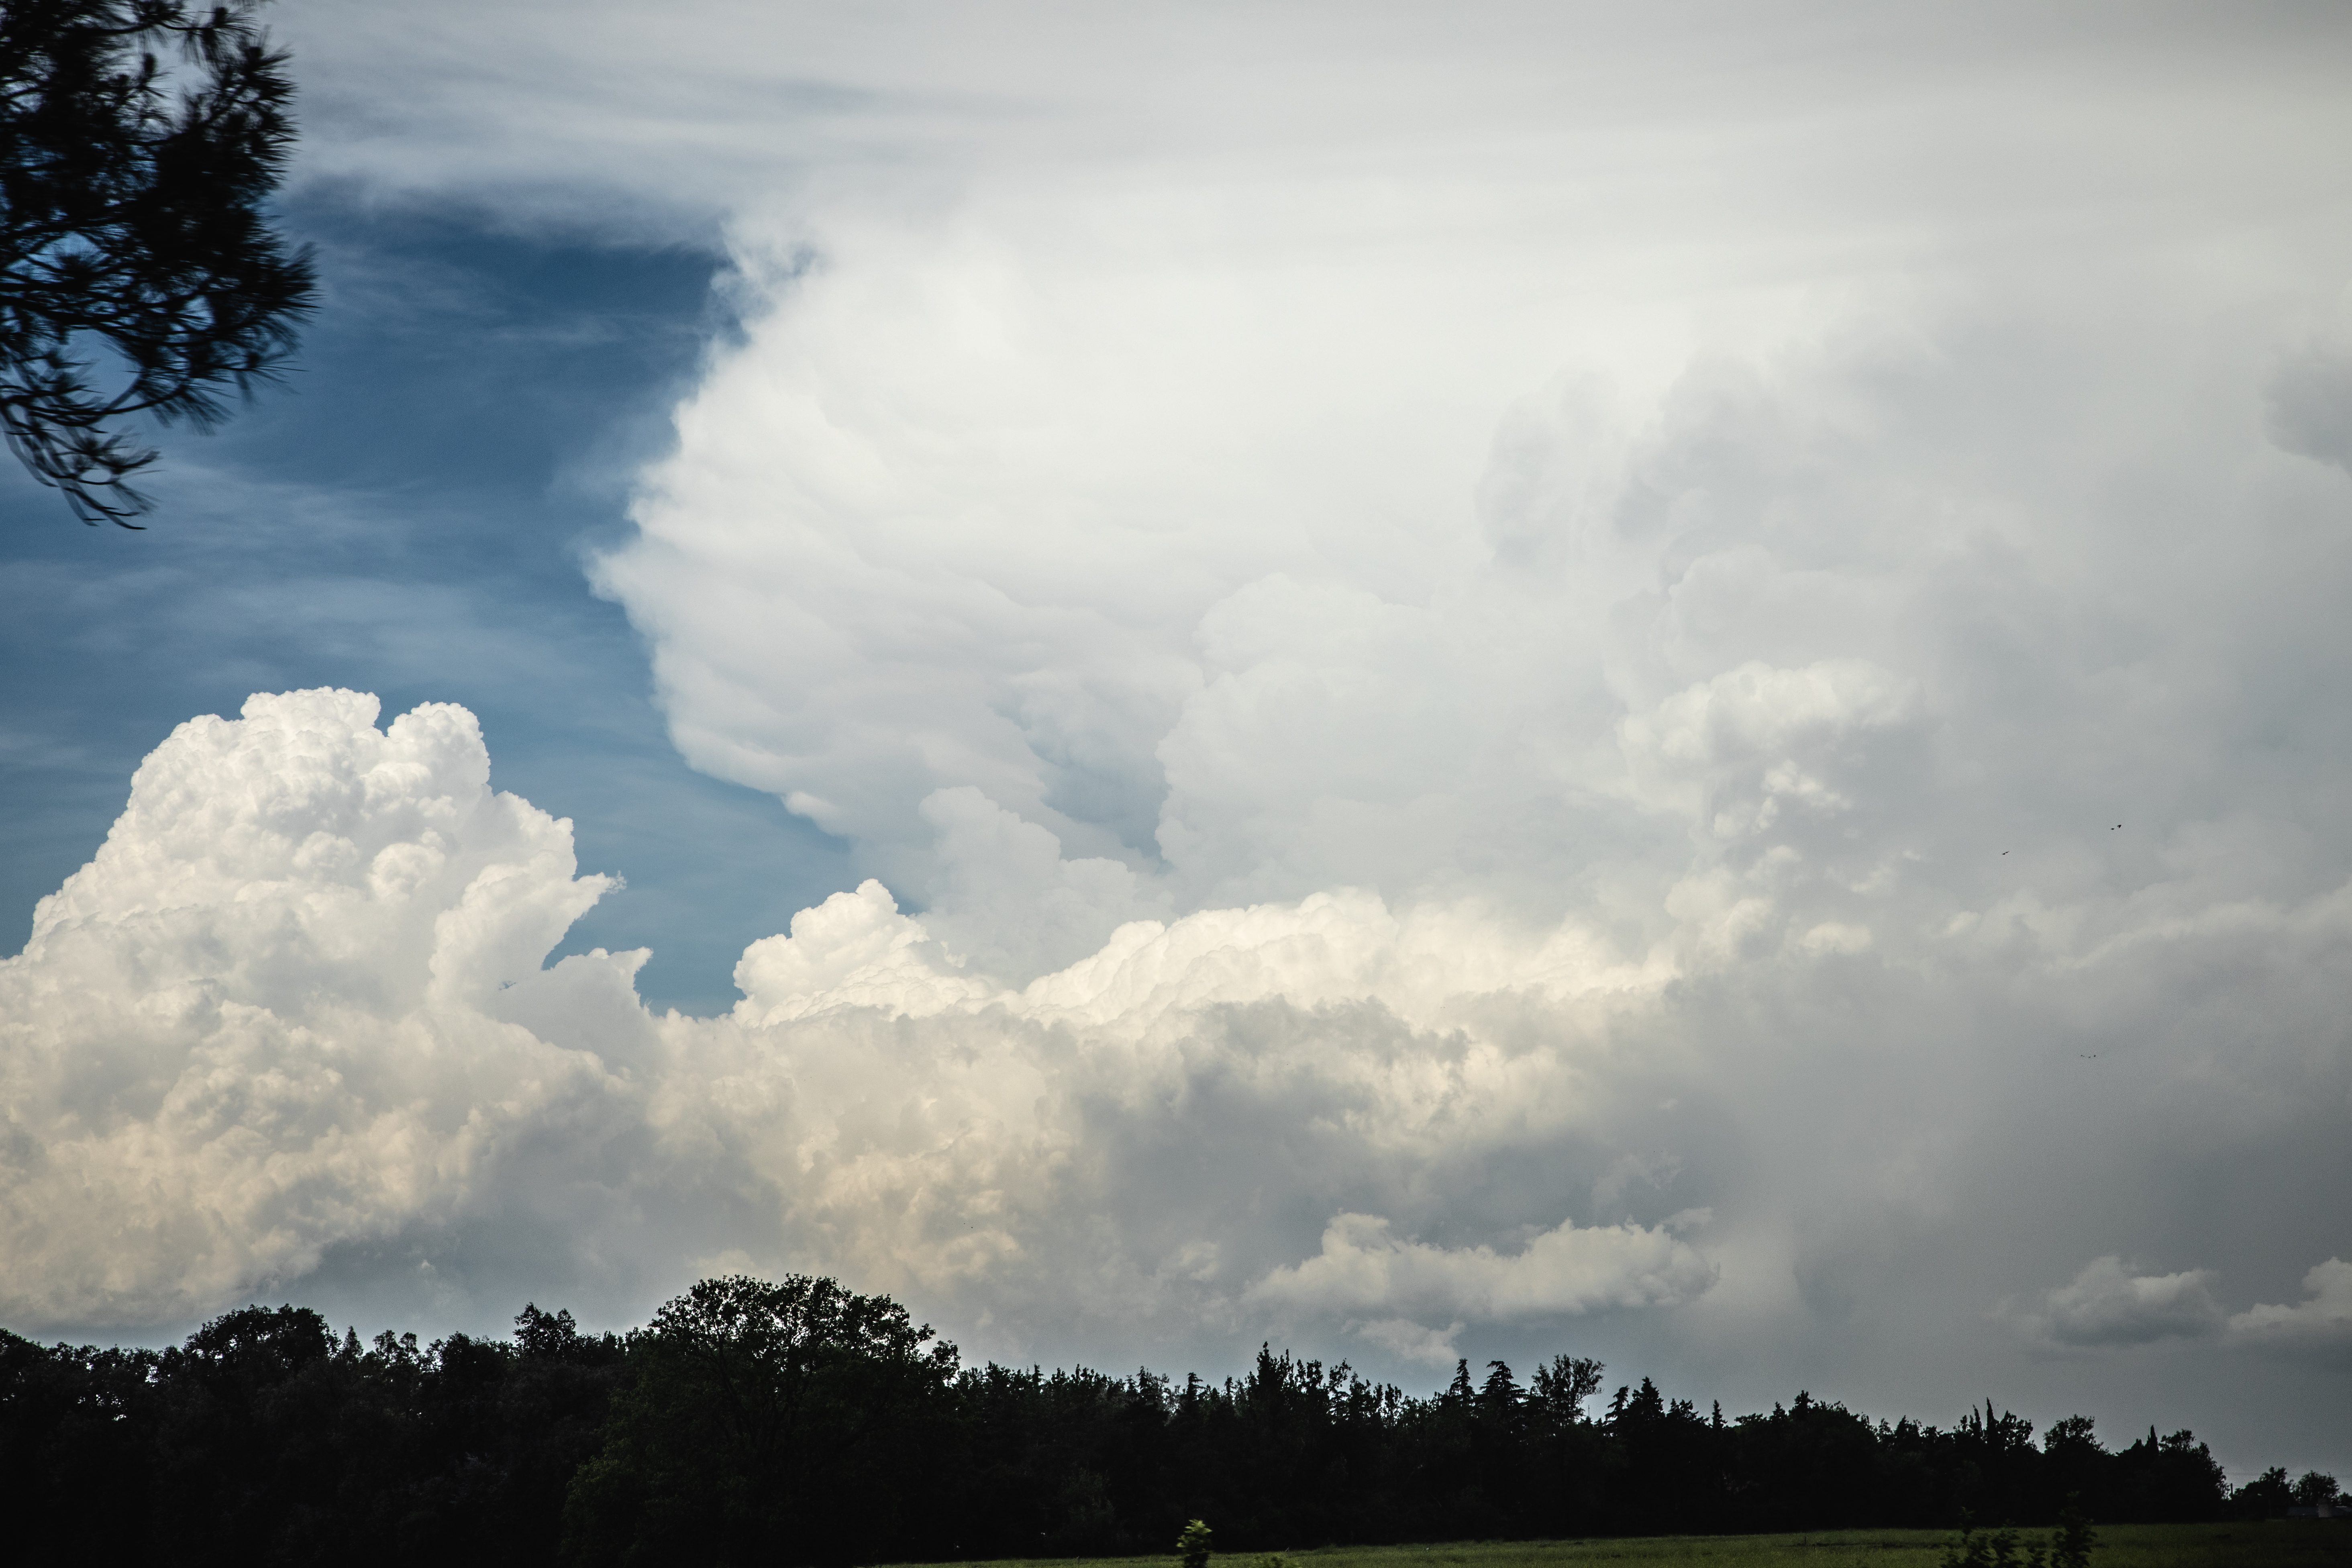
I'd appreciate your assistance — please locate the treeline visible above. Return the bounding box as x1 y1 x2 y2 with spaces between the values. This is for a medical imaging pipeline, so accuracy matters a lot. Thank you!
0 1274 2329 1568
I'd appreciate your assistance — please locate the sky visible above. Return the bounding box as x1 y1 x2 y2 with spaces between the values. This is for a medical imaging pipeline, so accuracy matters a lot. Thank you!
4 0 2351 1483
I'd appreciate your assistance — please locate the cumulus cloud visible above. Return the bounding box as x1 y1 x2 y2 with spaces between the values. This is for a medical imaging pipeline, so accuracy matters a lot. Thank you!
2003 1257 2229 1350
0 691 642 1326
1616 659 1922 837
731 879 995 1024
0 692 1695 1343
2003 1256 2352 1361
1246 1213 1717 1324
2229 1260 2352 1356
1356 1317 1469 1369
592 167 2352 1000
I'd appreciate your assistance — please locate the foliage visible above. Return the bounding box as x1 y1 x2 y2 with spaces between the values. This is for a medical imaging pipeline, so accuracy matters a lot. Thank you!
2049 1503 2098 1568
0 1301 623 1566
0 1278 2295 1566
0 0 314 524
561 1273 961 1567
1938 1503 2095 1568
1940 1519 2046 1568
2232 1468 2297 1517
1178 1519 1215 1568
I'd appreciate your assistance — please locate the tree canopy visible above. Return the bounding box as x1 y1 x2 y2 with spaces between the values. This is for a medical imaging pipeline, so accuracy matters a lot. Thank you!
0 1276 2301 1568
0 0 314 526
563 1274 963 1567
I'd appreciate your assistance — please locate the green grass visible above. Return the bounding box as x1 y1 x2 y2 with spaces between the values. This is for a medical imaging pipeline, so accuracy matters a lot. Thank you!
905 1525 2349 1568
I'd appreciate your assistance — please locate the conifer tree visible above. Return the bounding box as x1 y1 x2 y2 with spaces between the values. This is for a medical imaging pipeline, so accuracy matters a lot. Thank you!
1 0 314 524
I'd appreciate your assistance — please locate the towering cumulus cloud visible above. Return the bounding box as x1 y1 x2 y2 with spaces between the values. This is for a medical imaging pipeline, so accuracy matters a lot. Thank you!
0 693 634 1325
0 692 1710 1348
579 4 2352 1462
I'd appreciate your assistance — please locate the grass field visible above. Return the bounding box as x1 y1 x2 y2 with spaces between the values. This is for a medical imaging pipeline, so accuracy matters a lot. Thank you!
904 1525 2350 1568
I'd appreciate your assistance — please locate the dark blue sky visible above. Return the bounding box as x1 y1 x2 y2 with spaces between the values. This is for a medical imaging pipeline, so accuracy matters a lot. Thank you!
0 194 852 1014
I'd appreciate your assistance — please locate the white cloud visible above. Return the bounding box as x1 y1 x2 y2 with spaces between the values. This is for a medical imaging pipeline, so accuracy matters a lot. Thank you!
1616 659 1922 832
731 879 996 1024
587 175 2352 1003
0 691 1692 1339
2004 1256 2229 1350
2230 1260 2352 1356
0 691 642 1326
2001 1256 2352 1360
490 4 2347 979
1356 1317 1467 1369
1246 1213 1718 1323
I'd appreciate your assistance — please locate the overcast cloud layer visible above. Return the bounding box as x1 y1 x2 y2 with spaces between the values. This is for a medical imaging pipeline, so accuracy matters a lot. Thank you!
6 0 2352 1478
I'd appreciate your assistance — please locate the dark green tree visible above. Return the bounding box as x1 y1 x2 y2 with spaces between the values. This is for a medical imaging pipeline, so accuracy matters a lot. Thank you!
2048 1500 2098 1568
1 0 314 525
1529 1352 1604 1426
2232 1465 2294 1517
2110 1425 2227 1521
562 1274 961 1568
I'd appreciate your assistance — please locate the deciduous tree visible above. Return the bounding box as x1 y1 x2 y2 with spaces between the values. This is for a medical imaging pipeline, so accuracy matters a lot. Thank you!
563 1274 961 1567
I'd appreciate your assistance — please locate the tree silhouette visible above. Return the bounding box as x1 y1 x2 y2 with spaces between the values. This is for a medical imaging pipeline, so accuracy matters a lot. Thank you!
1 0 314 525
0 1279 2270 1562
563 1274 962 1566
